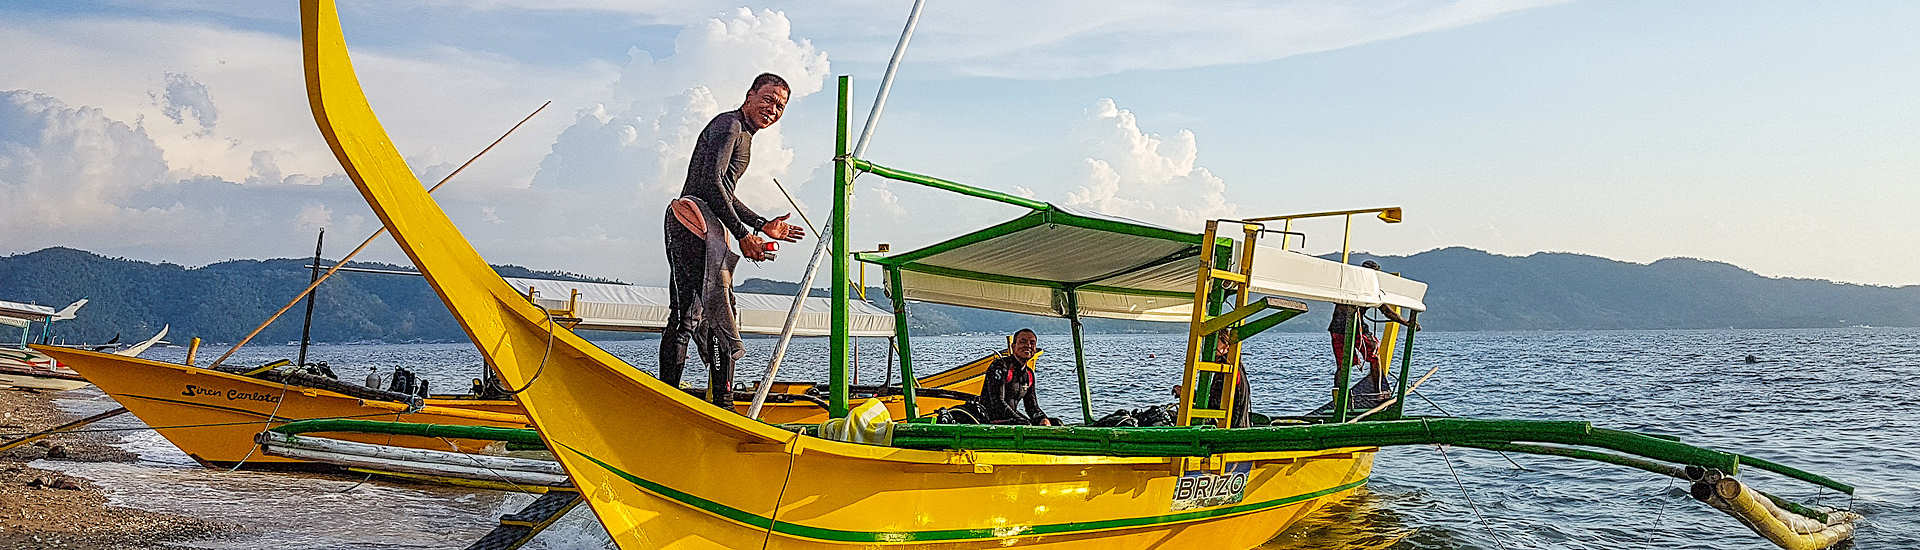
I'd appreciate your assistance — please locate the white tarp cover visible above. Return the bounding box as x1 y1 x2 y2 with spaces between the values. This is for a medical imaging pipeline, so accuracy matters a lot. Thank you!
0 300 55 326
504 277 894 337
883 208 1427 321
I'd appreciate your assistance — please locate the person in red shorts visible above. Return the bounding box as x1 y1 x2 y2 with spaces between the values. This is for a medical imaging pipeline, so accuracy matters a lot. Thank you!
1329 260 1419 405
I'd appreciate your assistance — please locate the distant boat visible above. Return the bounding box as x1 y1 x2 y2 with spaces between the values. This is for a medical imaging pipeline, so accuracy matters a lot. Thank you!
1 298 165 390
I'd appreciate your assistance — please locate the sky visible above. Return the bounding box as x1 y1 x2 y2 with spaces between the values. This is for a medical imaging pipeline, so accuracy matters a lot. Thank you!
0 1 1915 287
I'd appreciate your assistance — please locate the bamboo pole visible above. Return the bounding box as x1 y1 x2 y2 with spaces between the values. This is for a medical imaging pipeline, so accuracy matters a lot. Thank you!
828 76 852 417
746 178 821 420
886 266 918 417
850 159 1052 212
1065 289 1093 424
851 0 926 159
0 407 128 453
206 100 550 369
296 229 324 368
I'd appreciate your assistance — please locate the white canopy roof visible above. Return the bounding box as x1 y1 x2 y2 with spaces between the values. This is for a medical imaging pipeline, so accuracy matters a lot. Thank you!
0 299 56 328
867 207 1427 322
505 277 895 337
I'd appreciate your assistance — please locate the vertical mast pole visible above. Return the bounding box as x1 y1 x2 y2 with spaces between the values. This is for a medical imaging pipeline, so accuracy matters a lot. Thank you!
297 229 324 368
1333 315 1355 422
1390 310 1418 419
1065 290 1093 424
829 75 853 417
886 266 917 417
760 1 924 419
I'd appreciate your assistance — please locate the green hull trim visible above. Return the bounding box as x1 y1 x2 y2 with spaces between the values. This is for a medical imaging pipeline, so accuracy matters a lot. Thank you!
558 442 1366 543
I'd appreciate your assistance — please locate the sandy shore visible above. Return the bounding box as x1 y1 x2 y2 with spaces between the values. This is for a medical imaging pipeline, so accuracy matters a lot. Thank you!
0 387 235 548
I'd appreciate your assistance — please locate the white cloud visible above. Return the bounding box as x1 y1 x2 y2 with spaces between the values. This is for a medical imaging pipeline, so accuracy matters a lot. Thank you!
154 72 217 135
408 0 1561 79
525 8 831 282
1065 98 1234 229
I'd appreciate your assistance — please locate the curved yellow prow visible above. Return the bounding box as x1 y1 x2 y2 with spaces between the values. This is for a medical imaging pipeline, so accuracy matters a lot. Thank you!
300 0 788 442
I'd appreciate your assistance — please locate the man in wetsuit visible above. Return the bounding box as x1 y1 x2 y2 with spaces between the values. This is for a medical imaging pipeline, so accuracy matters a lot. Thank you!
661 73 805 407
980 329 1057 426
1329 260 1418 405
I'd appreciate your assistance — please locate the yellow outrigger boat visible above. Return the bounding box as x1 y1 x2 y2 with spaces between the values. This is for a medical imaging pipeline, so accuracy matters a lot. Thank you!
37 285 986 468
292 0 1858 547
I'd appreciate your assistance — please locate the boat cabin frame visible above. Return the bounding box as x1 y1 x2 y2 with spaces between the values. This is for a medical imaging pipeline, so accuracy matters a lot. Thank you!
823 76 1430 425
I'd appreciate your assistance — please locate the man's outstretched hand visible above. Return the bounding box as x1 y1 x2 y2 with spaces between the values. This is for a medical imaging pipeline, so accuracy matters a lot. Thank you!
762 213 805 242
740 234 772 262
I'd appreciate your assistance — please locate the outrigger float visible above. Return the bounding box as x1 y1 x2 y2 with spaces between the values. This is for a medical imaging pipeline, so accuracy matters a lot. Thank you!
286 0 1861 548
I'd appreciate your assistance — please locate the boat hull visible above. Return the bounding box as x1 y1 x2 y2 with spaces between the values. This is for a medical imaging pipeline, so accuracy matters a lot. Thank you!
0 346 89 390
36 347 530 467
300 1 1373 545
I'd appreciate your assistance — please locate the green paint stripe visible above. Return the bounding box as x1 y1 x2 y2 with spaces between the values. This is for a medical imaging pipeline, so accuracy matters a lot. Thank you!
559 442 1367 543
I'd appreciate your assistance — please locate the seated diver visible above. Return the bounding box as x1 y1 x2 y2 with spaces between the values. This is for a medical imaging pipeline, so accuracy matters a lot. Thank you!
978 328 1058 426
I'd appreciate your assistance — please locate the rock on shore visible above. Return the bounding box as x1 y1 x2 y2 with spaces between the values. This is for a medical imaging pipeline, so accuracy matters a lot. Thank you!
0 387 235 548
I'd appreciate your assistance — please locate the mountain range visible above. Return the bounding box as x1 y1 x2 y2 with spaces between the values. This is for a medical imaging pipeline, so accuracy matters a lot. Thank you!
0 246 1911 345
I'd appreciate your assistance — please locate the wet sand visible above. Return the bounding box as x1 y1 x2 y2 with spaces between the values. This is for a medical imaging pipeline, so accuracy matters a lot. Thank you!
0 387 234 548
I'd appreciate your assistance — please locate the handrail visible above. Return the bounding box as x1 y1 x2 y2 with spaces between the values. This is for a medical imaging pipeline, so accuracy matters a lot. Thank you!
1243 206 1402 223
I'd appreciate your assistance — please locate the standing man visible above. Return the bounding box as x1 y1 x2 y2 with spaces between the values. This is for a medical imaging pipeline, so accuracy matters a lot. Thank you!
1329 260 1418 405
661 73 805 408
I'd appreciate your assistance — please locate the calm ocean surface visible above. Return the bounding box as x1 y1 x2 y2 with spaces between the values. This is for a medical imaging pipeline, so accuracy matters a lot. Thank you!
42 327 1918 549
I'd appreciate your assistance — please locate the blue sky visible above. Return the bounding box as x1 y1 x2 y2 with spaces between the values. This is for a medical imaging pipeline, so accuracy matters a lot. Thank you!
1 1 1914 286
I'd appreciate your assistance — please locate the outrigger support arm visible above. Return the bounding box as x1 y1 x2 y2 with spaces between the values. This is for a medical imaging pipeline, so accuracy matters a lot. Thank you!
888 417 1853 495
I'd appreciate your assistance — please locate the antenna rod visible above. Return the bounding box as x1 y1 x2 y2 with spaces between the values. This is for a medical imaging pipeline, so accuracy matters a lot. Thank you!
752 2 926 418
207 100 551 369
851 0 926 159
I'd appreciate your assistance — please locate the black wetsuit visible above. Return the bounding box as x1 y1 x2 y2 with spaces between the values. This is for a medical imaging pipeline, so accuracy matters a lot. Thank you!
661 110 769 406
1328 303 1373 335
980 355 1050 425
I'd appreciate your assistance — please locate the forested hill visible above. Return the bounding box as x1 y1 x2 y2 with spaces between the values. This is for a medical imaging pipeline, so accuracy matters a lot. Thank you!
0 247 608 345
1 246 1913 344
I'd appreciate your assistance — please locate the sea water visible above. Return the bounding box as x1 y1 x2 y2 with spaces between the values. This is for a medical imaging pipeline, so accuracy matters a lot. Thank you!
40 327 1919 549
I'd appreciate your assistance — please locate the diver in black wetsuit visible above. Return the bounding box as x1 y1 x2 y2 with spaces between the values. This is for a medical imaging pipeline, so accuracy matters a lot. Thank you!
661 73 805 408
980 329 1058 426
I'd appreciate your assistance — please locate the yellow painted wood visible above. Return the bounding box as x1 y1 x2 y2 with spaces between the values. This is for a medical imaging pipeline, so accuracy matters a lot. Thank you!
1207 269 1248 284
37 346 530 466
302 2 1373 547
1375 305 1402 377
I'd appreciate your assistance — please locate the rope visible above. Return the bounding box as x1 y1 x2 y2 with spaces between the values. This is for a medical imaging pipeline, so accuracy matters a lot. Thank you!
1414 390 1527 471
760 438 800 550
0 411 409 438
332 411 402 494
437 436 533 495
226 370 298 472
1645 476 1675 544
1436 444 1511 550
499 308 557 395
